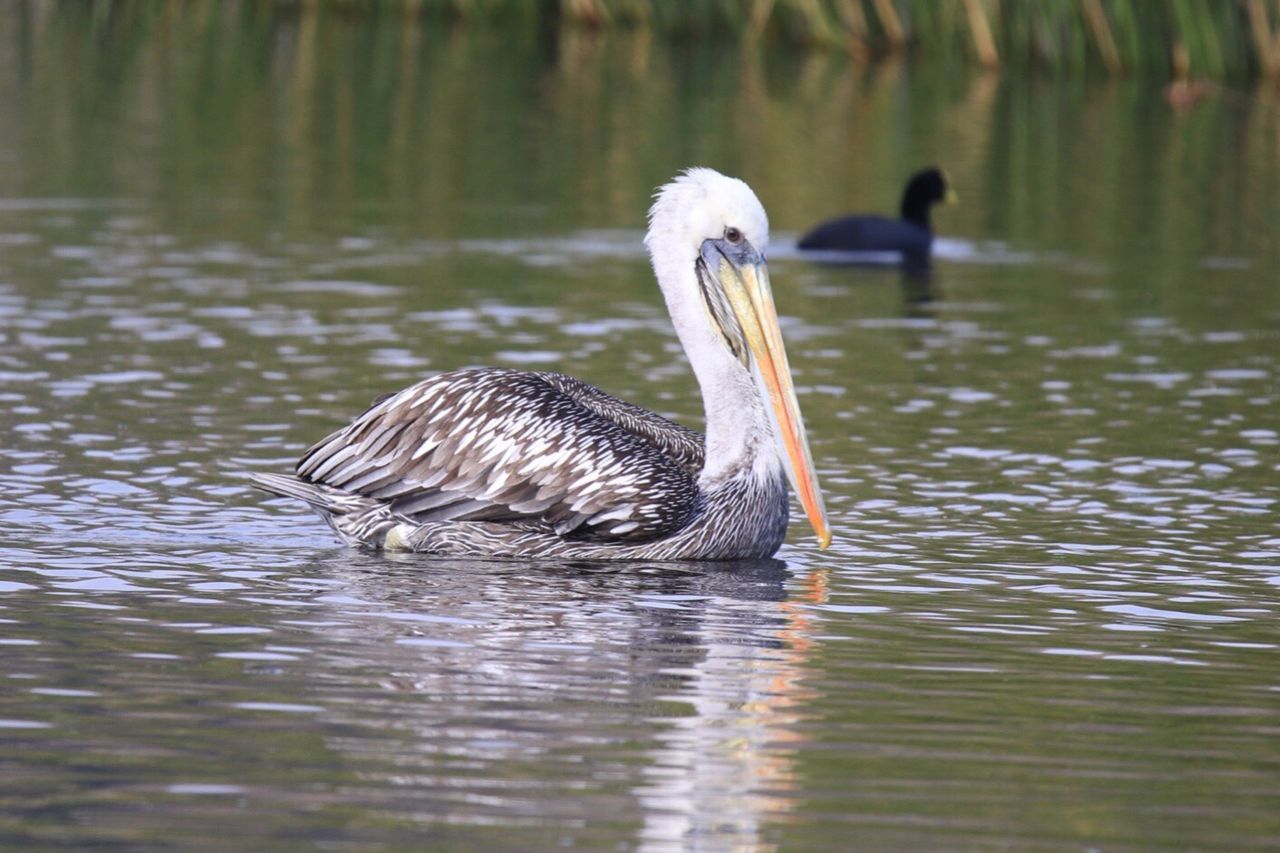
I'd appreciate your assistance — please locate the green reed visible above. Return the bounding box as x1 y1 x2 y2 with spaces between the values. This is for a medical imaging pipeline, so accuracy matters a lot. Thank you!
401 0 1279 80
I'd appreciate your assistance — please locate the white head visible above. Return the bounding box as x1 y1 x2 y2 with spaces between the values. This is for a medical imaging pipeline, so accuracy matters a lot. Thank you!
645 168 770 270
644 168 831 549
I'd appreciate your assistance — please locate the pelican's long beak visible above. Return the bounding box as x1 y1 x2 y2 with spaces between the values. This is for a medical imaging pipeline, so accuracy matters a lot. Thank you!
712 246 832 549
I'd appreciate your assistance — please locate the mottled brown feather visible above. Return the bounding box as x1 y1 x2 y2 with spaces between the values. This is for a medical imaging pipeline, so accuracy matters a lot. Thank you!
296 368 702 543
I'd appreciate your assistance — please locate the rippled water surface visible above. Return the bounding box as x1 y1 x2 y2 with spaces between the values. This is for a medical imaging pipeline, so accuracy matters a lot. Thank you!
2 5 1279 850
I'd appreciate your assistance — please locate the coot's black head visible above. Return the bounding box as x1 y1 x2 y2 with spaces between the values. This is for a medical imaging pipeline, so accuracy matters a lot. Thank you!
899 167 955 228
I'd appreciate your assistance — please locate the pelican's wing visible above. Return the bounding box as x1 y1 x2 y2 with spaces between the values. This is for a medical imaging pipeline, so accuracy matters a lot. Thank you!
296 368 701 542
533 372 705 476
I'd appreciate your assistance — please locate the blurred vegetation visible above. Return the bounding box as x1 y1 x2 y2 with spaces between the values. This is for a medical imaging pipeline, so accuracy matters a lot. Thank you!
3 0 1276 268
381 0 1271 81
11 0 1280 81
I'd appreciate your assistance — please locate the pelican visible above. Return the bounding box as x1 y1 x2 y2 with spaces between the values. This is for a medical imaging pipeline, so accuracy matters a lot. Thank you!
253 168 831 559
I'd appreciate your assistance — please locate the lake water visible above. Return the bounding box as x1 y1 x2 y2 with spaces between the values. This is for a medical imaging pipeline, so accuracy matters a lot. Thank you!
2 4 1279 849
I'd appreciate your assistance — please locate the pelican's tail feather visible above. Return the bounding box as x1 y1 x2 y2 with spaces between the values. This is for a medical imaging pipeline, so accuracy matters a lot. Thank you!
251 473 401 549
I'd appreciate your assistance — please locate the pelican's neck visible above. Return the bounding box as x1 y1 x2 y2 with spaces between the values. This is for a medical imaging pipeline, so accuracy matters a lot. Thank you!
654 259 780 486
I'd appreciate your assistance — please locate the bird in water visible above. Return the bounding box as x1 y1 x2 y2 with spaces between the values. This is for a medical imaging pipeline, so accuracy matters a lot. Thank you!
797 167 956 268
253 168 831 560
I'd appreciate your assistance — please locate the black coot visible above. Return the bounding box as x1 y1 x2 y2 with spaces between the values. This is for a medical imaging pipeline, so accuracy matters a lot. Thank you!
798 168 955 267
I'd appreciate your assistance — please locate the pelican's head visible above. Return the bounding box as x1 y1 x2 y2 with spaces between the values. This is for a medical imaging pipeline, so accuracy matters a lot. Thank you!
646 168 831 549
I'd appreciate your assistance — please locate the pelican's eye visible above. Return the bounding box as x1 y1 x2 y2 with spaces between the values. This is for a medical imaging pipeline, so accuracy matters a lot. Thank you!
724 226 743 245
